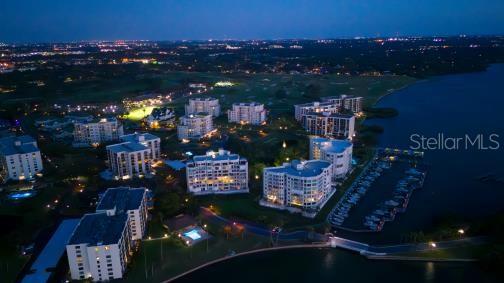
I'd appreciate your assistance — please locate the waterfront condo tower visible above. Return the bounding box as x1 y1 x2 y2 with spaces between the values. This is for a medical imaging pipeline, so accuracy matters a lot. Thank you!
261 160 333 218
301 112 355 139
186 149 249 195
309 136 353 180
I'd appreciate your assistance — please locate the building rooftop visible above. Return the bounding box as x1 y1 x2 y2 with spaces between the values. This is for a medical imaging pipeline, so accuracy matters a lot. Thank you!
76 117 118 124
0 135 39 155
68 213 128 246
265 160 331 177
96 187 146 213
295 100 336 108
106 142 148 153
181 112 212 119
120 132 160 143
191 149 244 162
311 137 352 153
189 97 218 102
232 102 264 107
305 112 354 119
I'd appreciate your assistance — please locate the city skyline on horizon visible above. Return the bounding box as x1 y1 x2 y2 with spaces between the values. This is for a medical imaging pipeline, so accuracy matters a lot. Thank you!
1 0 503 43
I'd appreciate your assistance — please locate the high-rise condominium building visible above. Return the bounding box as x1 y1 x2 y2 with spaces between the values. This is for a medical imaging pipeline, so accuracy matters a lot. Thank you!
186 149 248 195
302 112 355 139
294 95 363 121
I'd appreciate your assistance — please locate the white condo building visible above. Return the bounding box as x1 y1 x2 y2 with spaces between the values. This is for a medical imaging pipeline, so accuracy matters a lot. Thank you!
227 102 267 125
294 95 363 121
0 135 43 181
120 132 161 161
67 187 148 282
322 95 363 114
310 137 353 180
185 98 220 117
177 113 214 140
261 160 333 217
66 213 132 282
186 149 248 195
106 142 152 180
302 112 355 139
96 187 148 240
73 117 124 146
294 101 340 121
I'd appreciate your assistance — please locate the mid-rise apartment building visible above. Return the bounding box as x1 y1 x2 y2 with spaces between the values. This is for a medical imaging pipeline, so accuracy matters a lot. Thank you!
185 98 220 117
227 102 267 125
186 149 248 195
106 142 152 180
120 133 161 161
261 160 333 217
310 137 353 180
66 213 132 282
302 112 355 139
177 113 214 140
73 117 124 146
0 135 43 181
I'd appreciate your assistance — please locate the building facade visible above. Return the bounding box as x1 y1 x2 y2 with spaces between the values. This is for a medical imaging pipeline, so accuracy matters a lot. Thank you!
186 149 248 195
0 135 43 181
177 113 214 140
302 112 355 139
120 133 161 161
227 102 267 125
309 137 353 180
294 95 363 121
73 117 124 146
294 101 340 121
185 98 220 117
322 95 363 114
146 107 175 128
261 160 333 217
66 213 132 282
106 142 152 180
96 187 148 241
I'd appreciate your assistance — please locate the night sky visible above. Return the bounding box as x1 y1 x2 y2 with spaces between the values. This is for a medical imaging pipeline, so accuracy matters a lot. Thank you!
1 0 503 43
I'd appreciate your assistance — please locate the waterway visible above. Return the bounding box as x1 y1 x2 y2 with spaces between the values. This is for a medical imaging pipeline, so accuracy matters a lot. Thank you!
175 65 504 282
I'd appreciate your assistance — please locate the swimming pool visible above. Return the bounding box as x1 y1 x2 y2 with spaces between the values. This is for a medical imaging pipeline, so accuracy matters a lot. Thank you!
8 191 36 200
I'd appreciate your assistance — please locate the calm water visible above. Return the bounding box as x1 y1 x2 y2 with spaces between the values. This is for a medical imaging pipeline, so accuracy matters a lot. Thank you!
177 249 499 283
176 66 504 282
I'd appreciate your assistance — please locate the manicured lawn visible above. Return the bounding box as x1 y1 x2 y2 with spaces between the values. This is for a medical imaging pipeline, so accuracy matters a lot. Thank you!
397 243 493 259
123 225 273 282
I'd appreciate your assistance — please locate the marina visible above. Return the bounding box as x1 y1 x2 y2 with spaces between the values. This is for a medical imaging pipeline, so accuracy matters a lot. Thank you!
328 148 426 232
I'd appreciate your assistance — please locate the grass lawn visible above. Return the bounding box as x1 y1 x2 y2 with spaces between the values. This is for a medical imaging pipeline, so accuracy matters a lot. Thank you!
397 243 494 259
123 224 274 282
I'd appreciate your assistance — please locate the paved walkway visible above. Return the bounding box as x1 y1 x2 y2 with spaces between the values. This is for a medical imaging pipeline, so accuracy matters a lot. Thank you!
200 207 487 256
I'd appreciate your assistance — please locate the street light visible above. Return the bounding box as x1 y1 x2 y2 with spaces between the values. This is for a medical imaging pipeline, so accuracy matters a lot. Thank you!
458 229 465 235
430 242 436 248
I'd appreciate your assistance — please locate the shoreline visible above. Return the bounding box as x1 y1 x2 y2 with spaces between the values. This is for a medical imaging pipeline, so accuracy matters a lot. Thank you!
161 243 330 283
